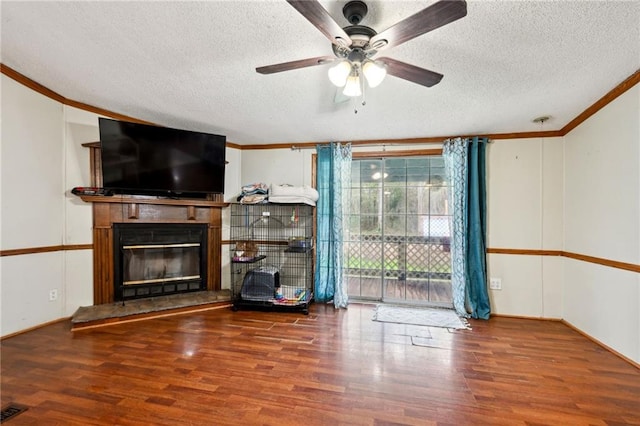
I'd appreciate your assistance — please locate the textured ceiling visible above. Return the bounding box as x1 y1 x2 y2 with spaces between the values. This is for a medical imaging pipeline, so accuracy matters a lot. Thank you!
1 1 639 145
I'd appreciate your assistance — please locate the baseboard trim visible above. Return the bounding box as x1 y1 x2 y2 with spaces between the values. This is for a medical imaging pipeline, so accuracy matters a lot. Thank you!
490 313 639 370
490 313 563 321
560 319 640 370
1 317 71 340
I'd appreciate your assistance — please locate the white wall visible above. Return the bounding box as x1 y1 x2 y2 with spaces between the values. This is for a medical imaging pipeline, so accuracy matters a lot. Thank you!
1 75 66 335
486 137 565 318
563 85 640 363
1 77 242 335
63 106 102 315
240 148 314 190
0 83 100 336
221 146 242 290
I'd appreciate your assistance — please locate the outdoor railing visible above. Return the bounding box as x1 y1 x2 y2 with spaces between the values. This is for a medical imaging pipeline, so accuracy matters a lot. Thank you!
344 234 452 281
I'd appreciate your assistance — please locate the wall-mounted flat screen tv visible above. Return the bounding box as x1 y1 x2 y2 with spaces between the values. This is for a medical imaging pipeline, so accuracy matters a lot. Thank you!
99 118 226 197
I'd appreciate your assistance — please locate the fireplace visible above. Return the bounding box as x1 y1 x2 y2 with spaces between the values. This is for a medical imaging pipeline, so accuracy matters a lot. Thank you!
80 194 227 305
113 223 208 301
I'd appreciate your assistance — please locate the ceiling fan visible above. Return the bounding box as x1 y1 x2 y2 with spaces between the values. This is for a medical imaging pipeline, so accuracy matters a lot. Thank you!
256 0 468 97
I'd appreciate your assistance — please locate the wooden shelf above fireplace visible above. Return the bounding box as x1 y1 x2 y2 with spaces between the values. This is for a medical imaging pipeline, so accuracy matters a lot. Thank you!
80 195 228 207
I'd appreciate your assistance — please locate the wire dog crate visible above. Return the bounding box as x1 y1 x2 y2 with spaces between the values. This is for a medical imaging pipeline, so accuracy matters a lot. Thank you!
230 203 314 314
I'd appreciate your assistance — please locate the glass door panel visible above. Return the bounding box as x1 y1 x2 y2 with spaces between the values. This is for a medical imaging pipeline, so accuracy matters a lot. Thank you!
346 156 452 306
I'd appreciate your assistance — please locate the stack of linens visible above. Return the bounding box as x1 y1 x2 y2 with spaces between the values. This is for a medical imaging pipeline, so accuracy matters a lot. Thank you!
238 182 269 204
269 184 319 206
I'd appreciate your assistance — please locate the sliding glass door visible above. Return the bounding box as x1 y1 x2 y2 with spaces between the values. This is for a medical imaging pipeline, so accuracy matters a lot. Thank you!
345 156 452 306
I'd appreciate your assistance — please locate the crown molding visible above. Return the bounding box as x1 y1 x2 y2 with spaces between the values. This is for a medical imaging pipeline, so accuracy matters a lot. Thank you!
1 64 153 125
2 63 639 150
560 68 640 135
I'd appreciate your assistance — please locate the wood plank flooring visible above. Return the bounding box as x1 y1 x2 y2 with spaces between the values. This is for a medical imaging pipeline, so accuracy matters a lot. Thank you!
2 303 639 425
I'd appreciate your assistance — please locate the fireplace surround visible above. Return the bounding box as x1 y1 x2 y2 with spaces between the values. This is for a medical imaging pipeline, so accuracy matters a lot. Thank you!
81 195 228 305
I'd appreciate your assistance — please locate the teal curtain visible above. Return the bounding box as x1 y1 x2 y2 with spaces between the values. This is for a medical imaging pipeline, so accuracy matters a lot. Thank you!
443 137 490 320
315 142 351 308
443 139 468 317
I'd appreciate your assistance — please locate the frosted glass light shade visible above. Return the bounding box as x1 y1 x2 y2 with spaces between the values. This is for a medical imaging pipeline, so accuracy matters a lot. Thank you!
328 61 352 87
363 61 387 88
342 75 362 97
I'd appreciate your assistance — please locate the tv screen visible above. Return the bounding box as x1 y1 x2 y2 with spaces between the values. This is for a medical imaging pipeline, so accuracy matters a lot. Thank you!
99 118 226 197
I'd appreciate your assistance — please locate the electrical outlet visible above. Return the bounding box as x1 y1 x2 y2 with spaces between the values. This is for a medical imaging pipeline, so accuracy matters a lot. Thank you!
49 289 58 301
489 278 502 290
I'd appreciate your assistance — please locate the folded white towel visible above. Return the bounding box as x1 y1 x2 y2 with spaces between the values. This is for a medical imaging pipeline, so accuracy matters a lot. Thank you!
270 184 319 202
268 195 316 206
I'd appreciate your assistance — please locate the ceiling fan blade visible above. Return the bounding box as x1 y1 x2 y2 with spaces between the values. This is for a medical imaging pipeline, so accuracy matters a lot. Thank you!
287 0 352 47
256 56 335 74
370 0 467 52
379 57 443 87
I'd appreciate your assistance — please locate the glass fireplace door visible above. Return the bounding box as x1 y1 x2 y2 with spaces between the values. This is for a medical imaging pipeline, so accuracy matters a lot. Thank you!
122 243 201 286
114 223 207 301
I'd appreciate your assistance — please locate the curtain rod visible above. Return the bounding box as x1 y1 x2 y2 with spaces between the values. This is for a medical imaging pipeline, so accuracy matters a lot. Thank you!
291 137 490 151
290 141 446 151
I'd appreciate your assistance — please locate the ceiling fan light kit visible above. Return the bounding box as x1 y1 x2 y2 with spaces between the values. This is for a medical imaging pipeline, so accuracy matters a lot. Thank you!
257 0 468 105
328 59 386 94
343 71 363 97
362 61 386 88
328 60 352 87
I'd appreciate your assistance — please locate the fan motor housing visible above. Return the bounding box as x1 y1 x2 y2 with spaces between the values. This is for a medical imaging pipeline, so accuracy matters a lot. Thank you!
332 25 377 58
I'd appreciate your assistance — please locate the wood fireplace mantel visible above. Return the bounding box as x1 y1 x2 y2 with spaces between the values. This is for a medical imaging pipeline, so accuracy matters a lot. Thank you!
81 195 228 305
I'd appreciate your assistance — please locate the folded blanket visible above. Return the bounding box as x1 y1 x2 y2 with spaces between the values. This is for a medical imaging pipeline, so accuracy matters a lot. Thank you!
240 194 267 204
270 184 319 201
241 182 269 195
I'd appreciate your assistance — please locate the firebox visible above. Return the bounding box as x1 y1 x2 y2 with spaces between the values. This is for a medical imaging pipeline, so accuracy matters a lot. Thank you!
113 223 208 301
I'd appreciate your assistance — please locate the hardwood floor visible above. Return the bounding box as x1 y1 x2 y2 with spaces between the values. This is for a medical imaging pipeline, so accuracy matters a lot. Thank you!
2 303 639 425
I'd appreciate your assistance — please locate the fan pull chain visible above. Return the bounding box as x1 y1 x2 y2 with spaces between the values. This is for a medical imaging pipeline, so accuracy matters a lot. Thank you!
354 73 367 114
